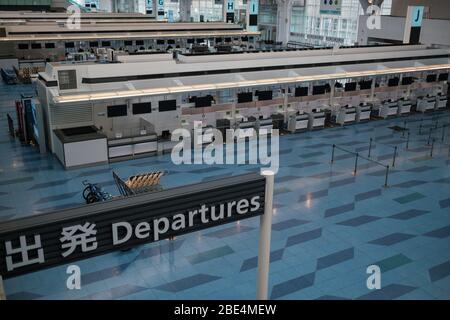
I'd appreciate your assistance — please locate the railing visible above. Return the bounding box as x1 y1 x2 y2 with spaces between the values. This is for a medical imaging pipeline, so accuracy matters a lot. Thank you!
331 144 390 187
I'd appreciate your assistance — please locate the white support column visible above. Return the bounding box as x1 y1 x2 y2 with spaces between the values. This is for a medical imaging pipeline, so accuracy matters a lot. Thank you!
0 276 5 300
276 0 293 45
180 0 192 22
256 170 275 300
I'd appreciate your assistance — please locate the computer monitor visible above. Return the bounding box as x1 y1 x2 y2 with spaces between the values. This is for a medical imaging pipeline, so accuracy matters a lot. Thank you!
256 90 273 101
345 82 357 92
237 92 253 103
158 100 177 112
107 105 127 117
426 74 437 82
388 77 399 87
312 85 326 95
295 87 308 97
438 73 449 82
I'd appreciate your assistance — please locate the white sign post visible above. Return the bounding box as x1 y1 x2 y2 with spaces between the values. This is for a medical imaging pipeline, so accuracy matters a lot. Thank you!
0 275 6 300
256 170 275 300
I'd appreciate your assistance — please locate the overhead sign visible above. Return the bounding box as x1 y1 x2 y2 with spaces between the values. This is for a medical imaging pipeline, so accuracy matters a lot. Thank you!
157 0 165 19
224 0 235 23
411 5 424 27
0 174 266 279
320 0 342 15
247 0 259 31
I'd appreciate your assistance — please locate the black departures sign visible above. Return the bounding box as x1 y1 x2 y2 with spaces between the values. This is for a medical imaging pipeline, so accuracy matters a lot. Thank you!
0 174 266 279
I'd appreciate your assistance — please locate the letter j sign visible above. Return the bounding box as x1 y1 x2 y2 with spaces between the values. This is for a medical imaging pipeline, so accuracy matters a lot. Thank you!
411 6 424 27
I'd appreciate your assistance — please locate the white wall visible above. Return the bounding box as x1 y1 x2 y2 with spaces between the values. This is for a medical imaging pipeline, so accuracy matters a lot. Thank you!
358 15 450 46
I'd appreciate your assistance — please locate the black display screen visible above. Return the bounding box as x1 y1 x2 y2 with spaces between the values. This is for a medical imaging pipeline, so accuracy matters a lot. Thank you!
256 90 273 101
18 43 29 49
238 92 253 103
124 40 133 46
195 96 213 108
132 102 152 115
426 74 437 82
225 37 232 43
312 85 326 95
167 39 175 44
45 43 55 49
359 80 372 90
89 41 99 47
388 77 399 87
345 82 357 92
215 38 223 43
158 100 177 112
438 73 449 81
102 41 111 47
249 14 258 26
187 39 195 44
107 105 127 117
31 43 42 49
401 77 414 85
156 40 165 45
295 87 308 97
135 40 144 46
65 42 75 48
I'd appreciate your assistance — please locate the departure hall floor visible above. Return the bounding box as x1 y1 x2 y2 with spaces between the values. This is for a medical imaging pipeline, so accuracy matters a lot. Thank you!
1 81 450 300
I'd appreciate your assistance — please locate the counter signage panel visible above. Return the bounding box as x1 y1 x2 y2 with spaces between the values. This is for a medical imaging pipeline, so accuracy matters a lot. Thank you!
0 174 266 278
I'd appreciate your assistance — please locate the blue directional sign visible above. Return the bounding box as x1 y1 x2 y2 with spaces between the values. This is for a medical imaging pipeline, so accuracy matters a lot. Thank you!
411 6 424 27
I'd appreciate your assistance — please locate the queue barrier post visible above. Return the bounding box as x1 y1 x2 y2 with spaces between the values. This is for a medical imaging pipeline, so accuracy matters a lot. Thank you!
331 144 336 164
430 139 435 158
406 131 410 149
392 146 398 167
442 124 446 143
427 128 433 145
354 152 359 175
384 165 390 188
368 138 373 157
257 170 275 300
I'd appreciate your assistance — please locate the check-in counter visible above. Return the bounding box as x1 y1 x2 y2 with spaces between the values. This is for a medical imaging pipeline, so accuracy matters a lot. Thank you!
193 125 215 146
108 134 157 160
237 120 256 140
379 101 398 118
336 106 356 125
417 96 436 113
397 99 412 115
53 126 108 169
308 110 326 130
258 118 273 135
356 104 371 122
287 113 309 132
435 95 447 110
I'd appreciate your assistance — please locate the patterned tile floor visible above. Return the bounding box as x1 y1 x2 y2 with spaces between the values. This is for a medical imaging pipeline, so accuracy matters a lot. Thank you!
1 81 450 300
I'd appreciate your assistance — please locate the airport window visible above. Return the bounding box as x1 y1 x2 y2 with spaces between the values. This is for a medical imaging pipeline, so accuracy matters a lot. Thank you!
132 102 152 115
31 43 42 49
18 43 29 49
158 100 177 112
107 105 128 117
45 43 55 49
58 70 77 90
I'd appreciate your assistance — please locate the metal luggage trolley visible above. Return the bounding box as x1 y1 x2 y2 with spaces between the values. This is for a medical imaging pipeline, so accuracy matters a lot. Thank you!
113 171 165 197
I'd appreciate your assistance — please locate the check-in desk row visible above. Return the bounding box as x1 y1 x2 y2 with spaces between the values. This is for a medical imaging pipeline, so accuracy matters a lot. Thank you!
287 110 326 132
417 95 448 113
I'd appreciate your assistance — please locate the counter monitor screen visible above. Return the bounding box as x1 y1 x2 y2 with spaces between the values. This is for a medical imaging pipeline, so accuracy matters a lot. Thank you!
388 77 399 87
295 87 308 97
18 43 29 49
31 43 42 49
89 41 98 47
256 90 273 101
132 102 152 115
124 40 132 46
187 39 195 44
401 77 414 85
345 82 357 92
426 74 437 82
45 43 55 49
215 38 223 43
107 105 127 117
159 100 177 112
167 39 175 44
135 40 144 46
238 92 253 103
313 85 326 95
359 80 372 90
102 41 111 47
195 96 213 108
156 40 165 45
438 73 449 82
65 42 75 48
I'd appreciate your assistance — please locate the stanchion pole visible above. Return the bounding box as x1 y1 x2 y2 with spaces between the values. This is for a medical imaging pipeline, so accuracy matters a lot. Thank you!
406 131 410 149
419 123 422 135
402 121 406 137
257 170 275 300
354 153 359 175
331 144 336 164
427 128 433 145
384 165 390 188
430 139 435 158
442 124 446 142
392 146 398 167
368 138 373 157
0 275 5 300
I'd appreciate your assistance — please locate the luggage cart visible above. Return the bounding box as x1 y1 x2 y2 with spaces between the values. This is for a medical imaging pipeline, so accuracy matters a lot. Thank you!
113 171 165 196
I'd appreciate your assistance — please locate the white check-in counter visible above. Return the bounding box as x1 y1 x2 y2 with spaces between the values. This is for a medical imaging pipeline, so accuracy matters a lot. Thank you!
417 96 436 113
336 106 356 125
287 113 309 132
308 111 326 130
436 95 447 110
108 134 157 160
356 104 372 122
258 119 273 135
398 99 412 115
54 126 108 169
379 101 398 118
